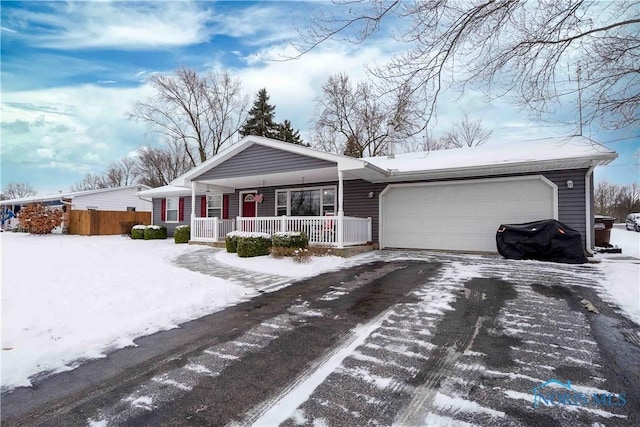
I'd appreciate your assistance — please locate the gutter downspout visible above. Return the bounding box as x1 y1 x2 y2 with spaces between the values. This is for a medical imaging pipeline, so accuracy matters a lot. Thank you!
585 162 597 256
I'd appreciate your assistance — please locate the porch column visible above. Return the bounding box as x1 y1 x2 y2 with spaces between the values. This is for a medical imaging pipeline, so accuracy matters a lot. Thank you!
337 170 344 248
191 181 196 231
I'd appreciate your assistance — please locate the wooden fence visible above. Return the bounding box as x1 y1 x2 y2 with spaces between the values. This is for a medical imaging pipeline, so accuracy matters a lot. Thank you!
68 210 151 236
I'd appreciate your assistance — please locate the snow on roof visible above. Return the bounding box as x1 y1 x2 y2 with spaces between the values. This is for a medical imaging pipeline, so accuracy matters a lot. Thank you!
363 136 617 174
0 184 150 205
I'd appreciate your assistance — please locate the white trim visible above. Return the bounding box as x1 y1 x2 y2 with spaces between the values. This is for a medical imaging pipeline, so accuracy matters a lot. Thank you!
378 175 558 249
585 164 596 255
165 196 179 223
273 185 337 217
239 190 257 217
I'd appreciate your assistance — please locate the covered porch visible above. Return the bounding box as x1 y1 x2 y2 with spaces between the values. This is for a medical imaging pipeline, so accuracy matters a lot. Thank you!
175 137 382 248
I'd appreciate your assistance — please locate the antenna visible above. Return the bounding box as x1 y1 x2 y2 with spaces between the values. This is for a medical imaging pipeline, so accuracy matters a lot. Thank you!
577 64 583 136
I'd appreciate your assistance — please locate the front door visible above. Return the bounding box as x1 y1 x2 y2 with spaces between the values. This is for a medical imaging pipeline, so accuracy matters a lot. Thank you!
242 193 257 217
242 193 257 232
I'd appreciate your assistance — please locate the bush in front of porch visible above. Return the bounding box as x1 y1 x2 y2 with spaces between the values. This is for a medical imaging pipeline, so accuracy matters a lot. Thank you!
272 231 309 249
174 225 190 244
227 231 272 257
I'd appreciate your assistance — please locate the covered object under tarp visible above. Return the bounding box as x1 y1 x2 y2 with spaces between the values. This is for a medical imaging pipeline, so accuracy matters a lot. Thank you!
496 219 588 264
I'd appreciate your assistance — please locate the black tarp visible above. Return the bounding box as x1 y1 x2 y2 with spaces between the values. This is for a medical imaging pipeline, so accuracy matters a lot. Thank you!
496 219 588 264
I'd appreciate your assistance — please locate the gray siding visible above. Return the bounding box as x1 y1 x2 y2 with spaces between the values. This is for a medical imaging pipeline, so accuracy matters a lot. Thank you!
542 169 588 248
152 196 207 236
196 144 335 180
219 169 592 249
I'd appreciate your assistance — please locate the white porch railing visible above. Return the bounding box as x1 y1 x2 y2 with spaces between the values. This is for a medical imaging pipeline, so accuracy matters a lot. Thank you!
191 215 371 247
190 217 235 242
237 215 372 247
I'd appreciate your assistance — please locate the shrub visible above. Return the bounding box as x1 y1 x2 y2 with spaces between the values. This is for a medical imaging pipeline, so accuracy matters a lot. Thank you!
226 234 239 253
272 231 309 249
235 232 272 258
174 225 190 244
144 225 167 240
131 225 146 239
270 245 334 263
18 203 64 234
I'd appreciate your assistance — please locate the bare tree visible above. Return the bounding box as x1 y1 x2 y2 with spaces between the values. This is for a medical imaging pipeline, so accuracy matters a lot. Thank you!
128 67 248 167
134 140 192 188
300 1 640 131
441 113 492 148
104 157 139 187
2 182 36 199
595 180 620 217
313 73 420 157
70 174 108 192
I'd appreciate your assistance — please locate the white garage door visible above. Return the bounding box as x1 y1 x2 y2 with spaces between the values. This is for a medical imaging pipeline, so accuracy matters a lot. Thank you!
380 176 557 252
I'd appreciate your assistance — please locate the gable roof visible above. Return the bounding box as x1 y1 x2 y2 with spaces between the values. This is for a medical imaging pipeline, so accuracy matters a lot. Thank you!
0 184 151 206
171 135 371 188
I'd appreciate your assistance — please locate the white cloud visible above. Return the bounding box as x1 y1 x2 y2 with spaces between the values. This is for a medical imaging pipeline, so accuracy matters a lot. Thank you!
36 148 55 159
11 2 214 50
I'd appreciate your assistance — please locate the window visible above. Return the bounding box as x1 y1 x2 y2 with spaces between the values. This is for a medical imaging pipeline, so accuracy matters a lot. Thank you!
275 187 336 216
207 195 222 218
166 197 178 222
126 207 136 212
276 191 287 216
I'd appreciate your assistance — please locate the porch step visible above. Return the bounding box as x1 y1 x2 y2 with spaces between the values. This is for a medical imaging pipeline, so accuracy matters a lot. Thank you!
188 240 226 249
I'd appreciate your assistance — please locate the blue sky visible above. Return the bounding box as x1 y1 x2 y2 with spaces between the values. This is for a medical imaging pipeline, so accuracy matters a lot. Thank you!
1 1 638 194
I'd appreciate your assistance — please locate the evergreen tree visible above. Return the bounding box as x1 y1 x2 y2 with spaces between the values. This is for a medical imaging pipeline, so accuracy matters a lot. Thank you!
240 88 278 138
276 120 307 146
343 135 361 157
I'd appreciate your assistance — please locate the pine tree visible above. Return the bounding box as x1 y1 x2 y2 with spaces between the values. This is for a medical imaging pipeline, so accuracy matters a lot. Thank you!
276 120 307 146
343 135 361 157
240 88 278 138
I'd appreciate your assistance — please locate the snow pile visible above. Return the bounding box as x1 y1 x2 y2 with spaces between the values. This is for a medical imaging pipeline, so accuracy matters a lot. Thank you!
214 250 348 278
0 233 249 392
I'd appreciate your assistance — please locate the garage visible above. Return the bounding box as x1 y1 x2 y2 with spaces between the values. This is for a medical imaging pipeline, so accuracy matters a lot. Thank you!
380 176 558 252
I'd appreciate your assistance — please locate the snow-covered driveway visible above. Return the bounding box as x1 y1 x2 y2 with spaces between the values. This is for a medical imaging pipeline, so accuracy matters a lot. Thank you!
3 243 639 426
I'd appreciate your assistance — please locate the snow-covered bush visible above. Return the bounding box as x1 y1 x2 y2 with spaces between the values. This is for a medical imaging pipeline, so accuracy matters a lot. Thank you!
226 231 271 254
174 225 190 244
18 203 64 235
235 233 272 258
131 224 146 240
272 231 308 249
144 225 167 240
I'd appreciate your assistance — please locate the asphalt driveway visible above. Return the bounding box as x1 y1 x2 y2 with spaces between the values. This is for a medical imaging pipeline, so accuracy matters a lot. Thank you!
2 251 639 426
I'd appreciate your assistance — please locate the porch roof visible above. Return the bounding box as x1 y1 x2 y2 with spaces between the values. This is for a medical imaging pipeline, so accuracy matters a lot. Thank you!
172 135 386 190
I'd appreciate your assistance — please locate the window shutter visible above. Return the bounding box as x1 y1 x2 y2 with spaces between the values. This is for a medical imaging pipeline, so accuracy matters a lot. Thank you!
200 196 207 217
223 195 229 220
161 199 166 222
179 197 185 221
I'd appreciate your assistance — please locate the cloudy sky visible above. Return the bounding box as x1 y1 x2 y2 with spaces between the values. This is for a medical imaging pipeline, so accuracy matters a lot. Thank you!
1 1 637 194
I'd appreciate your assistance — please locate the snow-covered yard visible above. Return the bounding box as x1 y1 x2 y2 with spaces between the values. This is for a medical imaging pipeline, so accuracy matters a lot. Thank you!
1 227 637 396
0 233 348 393
595 225 640 326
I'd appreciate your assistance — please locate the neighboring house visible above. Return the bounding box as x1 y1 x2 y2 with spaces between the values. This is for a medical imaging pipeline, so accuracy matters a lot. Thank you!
1 185 152 232
140 135 616 254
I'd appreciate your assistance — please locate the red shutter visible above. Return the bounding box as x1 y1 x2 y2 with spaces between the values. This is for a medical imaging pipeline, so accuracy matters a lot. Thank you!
161 198 166 221
200 196 207 217
178 197 185 221
223 195 229 220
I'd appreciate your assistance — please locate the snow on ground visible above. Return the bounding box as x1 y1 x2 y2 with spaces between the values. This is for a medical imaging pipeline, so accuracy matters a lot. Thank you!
214 250 349 278
595 225 640 326
0 233 350 393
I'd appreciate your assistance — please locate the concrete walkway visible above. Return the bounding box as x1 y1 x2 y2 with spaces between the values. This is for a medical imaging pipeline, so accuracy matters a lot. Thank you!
174 248 290 291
